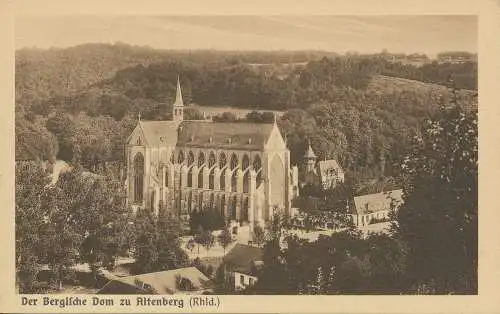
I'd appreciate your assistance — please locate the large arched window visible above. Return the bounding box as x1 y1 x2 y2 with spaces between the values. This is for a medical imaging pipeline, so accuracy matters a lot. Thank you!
198 192 203 211
220 195 226 218
208 151 216 168
243 170 250 193
198 152 205 168
187 151 195 167
177 151 185 164
219 152 227 169
188 191 192 213
230 153 238 170
231 170 238 192
209 194 215 210
220 169 226 190
269 155 285 208
252 155 262 171
150 191 156 211
242 198 249 222
209 167 215 189
198 167 204 189
253 155 263 189
231 196 238 220
187 167 193 187
242 154 250 171
133 153 144 204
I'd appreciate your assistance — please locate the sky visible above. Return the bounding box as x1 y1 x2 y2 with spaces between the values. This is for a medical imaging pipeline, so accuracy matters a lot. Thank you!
15 15 477 56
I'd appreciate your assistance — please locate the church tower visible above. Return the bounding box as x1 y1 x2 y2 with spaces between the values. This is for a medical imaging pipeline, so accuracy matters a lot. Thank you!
172 76 184 122
304 139 317 172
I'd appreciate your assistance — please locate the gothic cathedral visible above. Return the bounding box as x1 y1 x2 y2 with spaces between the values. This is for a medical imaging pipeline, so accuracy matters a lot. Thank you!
125 77 299 232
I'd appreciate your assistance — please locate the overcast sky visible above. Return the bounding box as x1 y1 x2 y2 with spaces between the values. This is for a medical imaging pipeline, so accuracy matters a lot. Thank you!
15 15 477 56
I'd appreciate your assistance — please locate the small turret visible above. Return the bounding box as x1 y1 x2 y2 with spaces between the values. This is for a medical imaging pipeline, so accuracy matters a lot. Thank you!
304 139 317 172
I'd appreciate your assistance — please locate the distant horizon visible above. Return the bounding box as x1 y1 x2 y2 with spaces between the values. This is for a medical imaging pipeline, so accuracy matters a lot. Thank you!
15 41 477 58
15 16 477 57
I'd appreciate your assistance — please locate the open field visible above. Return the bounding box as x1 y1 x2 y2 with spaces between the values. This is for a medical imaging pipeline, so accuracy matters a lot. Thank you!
368 74 476 96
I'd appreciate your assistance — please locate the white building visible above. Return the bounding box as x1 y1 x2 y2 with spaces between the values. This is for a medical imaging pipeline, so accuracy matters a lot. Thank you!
350 189 403 228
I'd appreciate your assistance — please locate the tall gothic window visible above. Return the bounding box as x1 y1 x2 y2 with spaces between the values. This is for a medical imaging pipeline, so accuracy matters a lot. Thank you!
219 152 227 169
242 198 249 222
231 196 238 220
209 194 215 210
230 153 238 170
198 192 203 211
150 191 156 211
188 192 192 213
198 152 205 168
177 150 185 164
220 169 226 190
198 167 204 189
133 153 144 204
231 170 238 192
242 154 250 171
209 168 215 189
208 151 216 168
187 151 195 167
221 195 226 218
187 167 193 187
253 155 263 189
243 171 250 193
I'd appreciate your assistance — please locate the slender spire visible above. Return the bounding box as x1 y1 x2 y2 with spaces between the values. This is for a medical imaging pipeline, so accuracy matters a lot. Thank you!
174 75 183 107
138 112 142 122
172 75 184 122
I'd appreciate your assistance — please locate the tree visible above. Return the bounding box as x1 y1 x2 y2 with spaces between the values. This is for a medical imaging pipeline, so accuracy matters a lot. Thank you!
15 162 51 293
189 209 200 235
38 171 87 290
252 224 266 248
218 226 233 254
200 229 215 256
45 112 75 161
132 208 158 274
212 112 237 123
395 103 478 294
155 210 189 271
184 107 205 120
78 173 134 282
193 226 204 255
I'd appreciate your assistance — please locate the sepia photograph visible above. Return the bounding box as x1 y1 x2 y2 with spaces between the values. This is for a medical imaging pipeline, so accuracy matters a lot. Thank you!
8 2 487 310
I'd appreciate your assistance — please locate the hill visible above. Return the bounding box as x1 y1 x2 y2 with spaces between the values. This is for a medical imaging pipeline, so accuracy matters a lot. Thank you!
15 43 172 105
368 75 476 97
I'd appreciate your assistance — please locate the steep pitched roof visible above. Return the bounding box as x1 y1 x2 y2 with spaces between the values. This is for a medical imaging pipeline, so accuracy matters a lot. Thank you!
223 244 263 275
318 159 343 176
128 119 280 150
304 142 317 159
131 121 180 147
177 121 275 150
353 189 404 215
97 267 214 295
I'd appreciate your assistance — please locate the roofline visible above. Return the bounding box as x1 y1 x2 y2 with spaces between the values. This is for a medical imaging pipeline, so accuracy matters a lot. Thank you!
126 122 150 147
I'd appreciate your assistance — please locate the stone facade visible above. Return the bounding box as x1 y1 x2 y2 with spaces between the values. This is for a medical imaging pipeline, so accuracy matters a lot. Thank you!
125 78 297 232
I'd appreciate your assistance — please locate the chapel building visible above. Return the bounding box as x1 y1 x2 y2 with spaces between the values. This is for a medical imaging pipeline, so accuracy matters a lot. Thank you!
125 77 298 230
300 141 345 190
